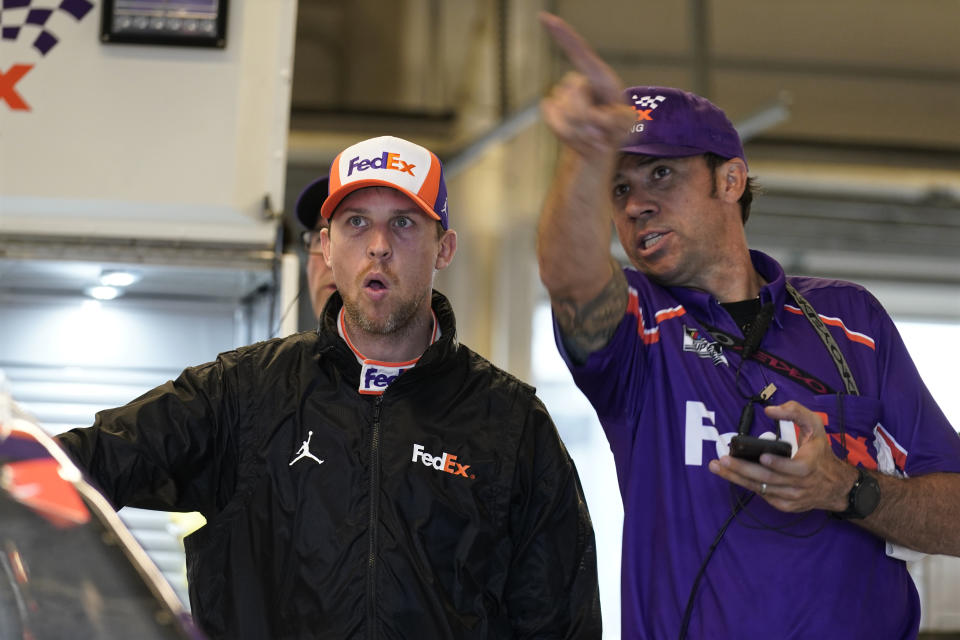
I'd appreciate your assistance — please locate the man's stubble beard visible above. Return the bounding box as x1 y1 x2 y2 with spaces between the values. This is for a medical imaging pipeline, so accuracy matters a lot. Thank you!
342 287 428 338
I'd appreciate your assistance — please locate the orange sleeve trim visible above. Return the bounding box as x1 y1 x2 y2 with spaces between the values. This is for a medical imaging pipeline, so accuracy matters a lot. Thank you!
783 305 876 350
627 288 685 345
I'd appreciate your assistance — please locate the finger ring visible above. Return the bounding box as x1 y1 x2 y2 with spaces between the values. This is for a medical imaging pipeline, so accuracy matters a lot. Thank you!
760 482 768 496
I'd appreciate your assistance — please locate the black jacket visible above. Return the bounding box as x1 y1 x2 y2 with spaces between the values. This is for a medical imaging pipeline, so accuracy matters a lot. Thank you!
58 291 602 639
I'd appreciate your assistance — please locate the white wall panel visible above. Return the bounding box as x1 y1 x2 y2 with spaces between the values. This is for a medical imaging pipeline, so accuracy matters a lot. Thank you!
0 0 297 245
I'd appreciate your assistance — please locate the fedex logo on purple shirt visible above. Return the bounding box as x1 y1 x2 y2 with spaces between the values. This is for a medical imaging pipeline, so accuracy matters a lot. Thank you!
347 152 416 177
684 400 798 465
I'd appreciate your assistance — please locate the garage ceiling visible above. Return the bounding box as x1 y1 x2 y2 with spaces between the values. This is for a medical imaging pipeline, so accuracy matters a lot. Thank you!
290 0 960 150
287 0 960 287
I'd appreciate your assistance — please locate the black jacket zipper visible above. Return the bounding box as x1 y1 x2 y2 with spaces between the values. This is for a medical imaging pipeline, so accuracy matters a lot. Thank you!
367 395 383 640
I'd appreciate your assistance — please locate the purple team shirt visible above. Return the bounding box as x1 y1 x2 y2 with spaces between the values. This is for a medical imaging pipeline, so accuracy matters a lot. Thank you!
556 250 960 639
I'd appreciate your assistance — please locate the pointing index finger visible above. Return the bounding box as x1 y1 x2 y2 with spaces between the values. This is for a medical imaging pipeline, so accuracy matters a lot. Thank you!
539 11 623 103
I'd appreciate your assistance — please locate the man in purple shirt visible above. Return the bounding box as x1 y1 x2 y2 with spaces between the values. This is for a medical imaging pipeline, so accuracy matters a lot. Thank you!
537 13 960 639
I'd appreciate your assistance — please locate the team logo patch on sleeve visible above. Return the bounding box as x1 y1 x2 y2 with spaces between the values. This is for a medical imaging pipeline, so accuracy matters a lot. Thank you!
683 325 728 366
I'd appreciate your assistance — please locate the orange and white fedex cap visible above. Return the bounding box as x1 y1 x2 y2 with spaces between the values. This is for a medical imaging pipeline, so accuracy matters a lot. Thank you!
319 136 450 229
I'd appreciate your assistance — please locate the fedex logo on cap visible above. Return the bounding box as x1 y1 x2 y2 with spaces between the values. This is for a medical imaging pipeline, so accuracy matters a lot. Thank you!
347 152 416 177
331 137 434 196
411 443 475 479
322 135 449 228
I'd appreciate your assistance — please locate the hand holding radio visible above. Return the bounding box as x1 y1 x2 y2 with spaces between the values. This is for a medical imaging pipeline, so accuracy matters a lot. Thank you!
710 400 859 514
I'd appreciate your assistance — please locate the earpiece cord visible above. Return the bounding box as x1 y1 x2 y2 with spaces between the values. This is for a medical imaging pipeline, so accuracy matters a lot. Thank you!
732 485 832 538
678 494 751 640
731 302 777 431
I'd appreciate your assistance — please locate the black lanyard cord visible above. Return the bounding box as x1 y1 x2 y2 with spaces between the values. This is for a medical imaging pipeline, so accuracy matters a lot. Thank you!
677 496 751 640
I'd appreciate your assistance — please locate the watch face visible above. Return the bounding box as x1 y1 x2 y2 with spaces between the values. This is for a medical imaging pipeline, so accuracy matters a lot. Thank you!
854 472 881 517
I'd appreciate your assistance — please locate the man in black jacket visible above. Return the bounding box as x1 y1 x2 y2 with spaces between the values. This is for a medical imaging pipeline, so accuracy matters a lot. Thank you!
57 135 602 639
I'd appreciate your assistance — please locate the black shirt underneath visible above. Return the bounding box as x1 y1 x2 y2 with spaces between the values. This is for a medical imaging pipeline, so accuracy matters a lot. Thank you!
720 297 762 335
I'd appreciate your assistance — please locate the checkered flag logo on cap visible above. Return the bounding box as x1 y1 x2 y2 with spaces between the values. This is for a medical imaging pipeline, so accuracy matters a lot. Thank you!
631 94 666 122
633 95 666 109
1 0 94 56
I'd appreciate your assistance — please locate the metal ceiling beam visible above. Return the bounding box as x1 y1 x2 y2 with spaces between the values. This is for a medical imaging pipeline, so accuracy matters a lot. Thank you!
688 0 711 98
734 93 791 142
442 99 541 178
0 235 277 272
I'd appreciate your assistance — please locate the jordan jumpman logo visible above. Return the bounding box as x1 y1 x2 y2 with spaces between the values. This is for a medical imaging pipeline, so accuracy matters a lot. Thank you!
289 431 324 466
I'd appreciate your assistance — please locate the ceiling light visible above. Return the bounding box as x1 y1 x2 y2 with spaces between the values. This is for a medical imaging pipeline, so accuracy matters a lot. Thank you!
87 286 120 301
99 269 140 287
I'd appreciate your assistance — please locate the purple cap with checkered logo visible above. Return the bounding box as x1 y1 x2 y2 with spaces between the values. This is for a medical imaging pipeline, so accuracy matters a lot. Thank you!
620 86 746 168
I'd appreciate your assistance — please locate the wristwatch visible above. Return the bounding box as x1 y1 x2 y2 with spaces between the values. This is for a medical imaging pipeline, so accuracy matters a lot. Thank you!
833 467 881 520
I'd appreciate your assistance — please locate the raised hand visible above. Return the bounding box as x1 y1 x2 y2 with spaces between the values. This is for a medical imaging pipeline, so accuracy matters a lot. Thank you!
539 12 635 157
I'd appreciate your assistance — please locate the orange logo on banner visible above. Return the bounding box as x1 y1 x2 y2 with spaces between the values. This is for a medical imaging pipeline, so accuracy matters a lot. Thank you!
0 0 94 111
0 64 33 111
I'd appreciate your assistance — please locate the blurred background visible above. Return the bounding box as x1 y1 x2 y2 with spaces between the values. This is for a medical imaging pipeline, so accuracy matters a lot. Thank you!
1 0 958 636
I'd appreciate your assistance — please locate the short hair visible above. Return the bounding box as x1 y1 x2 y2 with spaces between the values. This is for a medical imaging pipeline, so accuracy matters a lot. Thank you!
704 153 757 225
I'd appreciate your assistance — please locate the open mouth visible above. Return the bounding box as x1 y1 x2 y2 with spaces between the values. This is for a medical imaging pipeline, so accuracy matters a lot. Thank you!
363 274 389 291
639 232 667 251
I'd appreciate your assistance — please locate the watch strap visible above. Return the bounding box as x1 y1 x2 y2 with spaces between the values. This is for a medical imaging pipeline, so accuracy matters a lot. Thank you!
833 466 880 520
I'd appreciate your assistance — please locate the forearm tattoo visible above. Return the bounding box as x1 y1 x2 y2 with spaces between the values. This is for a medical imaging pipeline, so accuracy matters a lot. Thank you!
553 263 628 365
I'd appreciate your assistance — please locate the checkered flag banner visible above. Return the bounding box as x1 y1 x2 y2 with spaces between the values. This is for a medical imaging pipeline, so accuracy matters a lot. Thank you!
0 0 94 56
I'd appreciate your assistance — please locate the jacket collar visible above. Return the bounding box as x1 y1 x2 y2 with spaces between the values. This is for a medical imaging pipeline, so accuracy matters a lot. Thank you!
316 290 460 378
